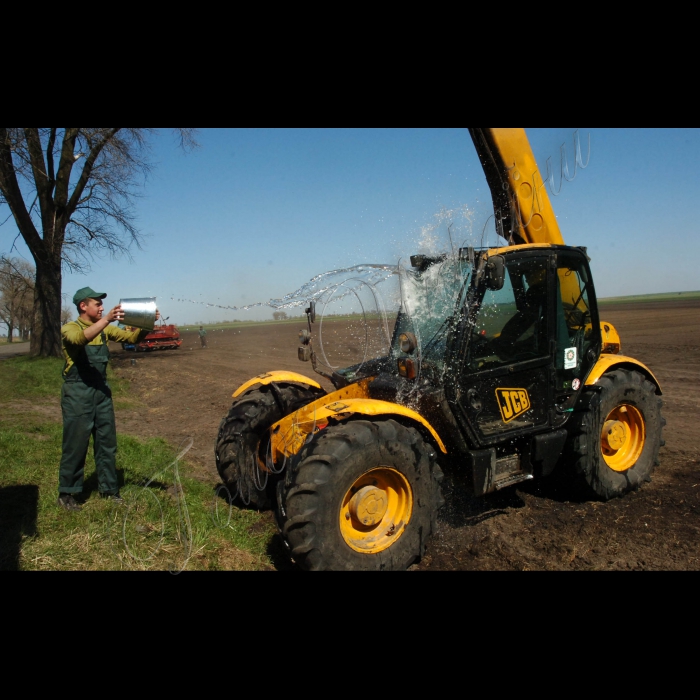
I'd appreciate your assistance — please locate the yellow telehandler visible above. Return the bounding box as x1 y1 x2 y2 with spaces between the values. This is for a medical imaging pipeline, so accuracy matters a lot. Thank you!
215 128 665 571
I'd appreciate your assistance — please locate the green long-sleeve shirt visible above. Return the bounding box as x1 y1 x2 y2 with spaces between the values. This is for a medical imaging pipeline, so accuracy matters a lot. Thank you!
61 319 147 377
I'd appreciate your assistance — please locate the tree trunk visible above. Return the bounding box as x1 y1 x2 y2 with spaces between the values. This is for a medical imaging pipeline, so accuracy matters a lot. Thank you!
6 323 14 343
30 259 62 357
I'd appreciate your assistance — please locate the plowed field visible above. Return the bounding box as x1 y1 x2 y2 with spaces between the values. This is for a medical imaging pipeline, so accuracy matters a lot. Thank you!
107 299 700 571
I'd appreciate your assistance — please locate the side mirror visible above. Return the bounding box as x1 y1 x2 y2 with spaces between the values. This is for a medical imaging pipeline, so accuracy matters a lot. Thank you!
485 256 505 291
306 301 316 324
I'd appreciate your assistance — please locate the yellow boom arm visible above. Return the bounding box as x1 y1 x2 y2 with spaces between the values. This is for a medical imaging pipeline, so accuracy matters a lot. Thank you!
470 128 564 246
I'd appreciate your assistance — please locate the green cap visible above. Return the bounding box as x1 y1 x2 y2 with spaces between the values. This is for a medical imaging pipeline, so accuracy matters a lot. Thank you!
73 286 107 305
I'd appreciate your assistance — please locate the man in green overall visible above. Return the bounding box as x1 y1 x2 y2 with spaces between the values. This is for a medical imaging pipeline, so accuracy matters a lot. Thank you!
57 287 160 511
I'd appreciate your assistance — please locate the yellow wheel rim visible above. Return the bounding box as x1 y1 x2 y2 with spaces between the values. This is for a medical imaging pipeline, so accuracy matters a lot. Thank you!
340 467 413 554
601 404 645 472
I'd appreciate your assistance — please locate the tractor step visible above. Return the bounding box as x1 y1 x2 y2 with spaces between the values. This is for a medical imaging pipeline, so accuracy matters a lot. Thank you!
472 451 534 496
494 472 534 490
493 454 534 490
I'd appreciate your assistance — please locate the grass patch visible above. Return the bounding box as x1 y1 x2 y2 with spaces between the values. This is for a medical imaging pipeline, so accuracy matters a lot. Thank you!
0 356 64 400
0 358 278 571
0 412 277 571
0 355 132 407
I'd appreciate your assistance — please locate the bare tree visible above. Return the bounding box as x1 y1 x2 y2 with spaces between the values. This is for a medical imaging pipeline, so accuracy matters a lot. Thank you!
0 128 199 357
273 311 288 321
60 304 73 325
0 256 34 342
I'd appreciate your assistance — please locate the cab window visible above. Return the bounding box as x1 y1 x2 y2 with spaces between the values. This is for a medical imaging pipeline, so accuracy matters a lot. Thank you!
467 257 549 372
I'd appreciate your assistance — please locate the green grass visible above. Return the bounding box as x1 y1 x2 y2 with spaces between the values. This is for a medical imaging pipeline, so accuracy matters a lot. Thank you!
0 356 133 408
0 357 277 571
0 356 64 398
598 290 700 304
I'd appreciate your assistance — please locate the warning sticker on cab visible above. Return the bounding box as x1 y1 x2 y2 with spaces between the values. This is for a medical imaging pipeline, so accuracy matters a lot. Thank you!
495 388 531 423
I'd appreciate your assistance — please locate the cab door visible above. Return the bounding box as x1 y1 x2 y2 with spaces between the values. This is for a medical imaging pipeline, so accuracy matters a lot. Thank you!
453 253 554 446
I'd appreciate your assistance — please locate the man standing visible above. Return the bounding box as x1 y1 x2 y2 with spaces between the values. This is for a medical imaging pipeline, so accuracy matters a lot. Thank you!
199 325 208 348
57 287 160 511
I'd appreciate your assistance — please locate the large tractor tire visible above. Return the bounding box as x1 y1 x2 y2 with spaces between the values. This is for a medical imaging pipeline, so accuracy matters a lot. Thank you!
215 383 326 510
277 418 445 571
565 369 665 501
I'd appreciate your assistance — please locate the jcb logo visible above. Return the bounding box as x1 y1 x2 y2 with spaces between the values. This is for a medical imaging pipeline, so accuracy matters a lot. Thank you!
495 388 531 423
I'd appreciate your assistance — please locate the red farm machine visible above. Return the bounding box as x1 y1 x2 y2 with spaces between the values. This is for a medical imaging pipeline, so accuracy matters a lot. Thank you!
122 321 182 352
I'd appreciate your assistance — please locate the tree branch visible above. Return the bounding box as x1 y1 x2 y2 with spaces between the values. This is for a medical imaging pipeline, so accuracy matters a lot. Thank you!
24 128 54 236
65 128 121 219
53 127 80 214
0 128 43 258
0 255 35 285
46 127 57 187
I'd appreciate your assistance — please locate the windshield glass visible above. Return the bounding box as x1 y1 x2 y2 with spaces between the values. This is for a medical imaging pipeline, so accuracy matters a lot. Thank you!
394 254 473 372
265 255 472 381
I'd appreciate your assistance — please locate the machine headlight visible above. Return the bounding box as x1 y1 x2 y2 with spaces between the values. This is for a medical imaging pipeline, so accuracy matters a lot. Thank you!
399 332 417 354
397 358 417 379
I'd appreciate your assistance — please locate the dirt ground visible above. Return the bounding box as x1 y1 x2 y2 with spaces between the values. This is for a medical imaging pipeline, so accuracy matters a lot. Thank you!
104 300 700 571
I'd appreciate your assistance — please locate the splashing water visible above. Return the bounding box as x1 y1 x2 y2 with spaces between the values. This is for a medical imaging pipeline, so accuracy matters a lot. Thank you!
170 205 489 375
413 205 478 256
170 264 396 313
170 204 485 314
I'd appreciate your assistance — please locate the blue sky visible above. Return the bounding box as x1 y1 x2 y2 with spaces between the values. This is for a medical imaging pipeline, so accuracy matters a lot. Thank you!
2 128 699 324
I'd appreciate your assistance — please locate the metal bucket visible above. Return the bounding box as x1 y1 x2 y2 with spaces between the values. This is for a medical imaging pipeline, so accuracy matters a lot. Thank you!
119 298 157 331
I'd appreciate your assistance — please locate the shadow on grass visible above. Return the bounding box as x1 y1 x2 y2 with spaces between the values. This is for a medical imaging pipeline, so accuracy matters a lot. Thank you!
211 484 297 571
0 485 39 571
82 468 170 498
266 534 298 571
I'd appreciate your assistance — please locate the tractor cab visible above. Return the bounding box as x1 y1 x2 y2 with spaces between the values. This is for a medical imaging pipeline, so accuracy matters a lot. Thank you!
347 244 602 452
445 245 602 450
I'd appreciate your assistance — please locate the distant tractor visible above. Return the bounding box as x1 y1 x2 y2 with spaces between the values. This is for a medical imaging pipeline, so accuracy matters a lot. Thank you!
122 322 182 351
